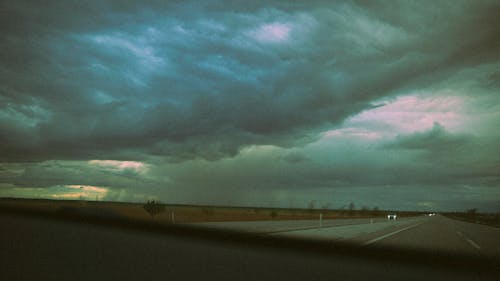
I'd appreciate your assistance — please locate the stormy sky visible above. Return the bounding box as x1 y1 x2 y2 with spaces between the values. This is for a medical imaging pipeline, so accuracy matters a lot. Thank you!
1 0 499 211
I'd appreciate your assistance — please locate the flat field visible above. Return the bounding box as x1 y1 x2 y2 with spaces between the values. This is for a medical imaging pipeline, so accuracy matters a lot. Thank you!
0 198 407 224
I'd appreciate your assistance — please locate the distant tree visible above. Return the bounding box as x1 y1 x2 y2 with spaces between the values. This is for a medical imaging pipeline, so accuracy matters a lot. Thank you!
308 200 317 213
348 202 355 214
372 206 380 216
322 203 332 210
361 206 369 213
466 208 477 218
143 200 165 218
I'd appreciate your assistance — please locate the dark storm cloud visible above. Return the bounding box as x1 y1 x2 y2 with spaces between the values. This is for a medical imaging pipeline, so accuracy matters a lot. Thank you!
2 0 500 211
0 161 151 189
2 0 499 162
385 123 500 187
387 122 470 151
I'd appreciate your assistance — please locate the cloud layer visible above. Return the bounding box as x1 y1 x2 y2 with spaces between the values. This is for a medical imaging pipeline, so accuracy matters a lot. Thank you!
1 1 499 211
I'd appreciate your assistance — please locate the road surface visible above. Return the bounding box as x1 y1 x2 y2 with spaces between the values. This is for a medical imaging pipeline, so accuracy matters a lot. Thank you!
193 215 500 258
1 213 499 281
191 216 404 233
359 215 500 257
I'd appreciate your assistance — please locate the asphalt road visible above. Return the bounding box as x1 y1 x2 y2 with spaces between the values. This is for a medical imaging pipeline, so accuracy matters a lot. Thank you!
1 213 499 281
194 215 500 258
191 216 407 233
359 215 500 258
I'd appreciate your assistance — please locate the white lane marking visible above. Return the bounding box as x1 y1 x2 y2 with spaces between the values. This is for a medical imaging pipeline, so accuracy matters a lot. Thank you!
466 238 481 250
263 219 389 234
362 222 424 246
457 231 481 250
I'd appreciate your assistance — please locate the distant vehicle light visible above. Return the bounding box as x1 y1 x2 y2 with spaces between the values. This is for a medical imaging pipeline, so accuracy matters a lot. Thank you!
387 214 397 220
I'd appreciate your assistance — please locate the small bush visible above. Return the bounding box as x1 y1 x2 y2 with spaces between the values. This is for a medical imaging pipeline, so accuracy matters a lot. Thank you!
270 210 278 219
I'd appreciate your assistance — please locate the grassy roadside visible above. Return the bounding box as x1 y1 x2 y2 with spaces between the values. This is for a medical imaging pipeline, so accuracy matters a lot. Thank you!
444 213 500 228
